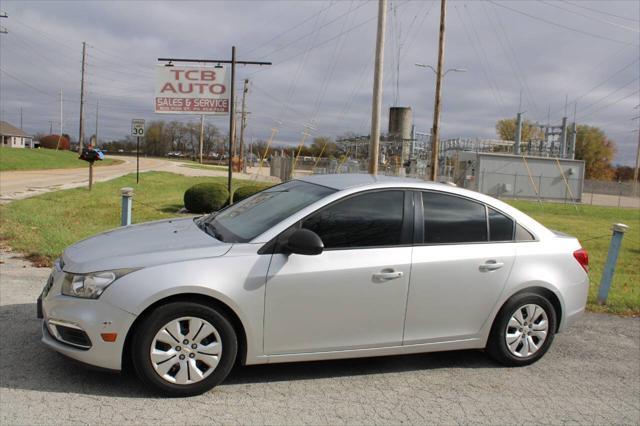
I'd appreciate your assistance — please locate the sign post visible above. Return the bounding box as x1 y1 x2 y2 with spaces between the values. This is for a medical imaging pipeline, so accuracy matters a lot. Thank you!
131 119 145 183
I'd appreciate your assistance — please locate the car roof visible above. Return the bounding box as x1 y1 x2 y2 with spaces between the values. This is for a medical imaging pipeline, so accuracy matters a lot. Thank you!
299 173 440 190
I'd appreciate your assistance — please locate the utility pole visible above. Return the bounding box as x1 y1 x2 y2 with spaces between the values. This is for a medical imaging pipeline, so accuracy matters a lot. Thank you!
228 46 236 193
634 104 640 197
19 106 22 129
514 112 523 155
157 50 271 199
369 0 388 175
49 121 53 134
634 130 639 197
95 99 99 147
78 41 87 153
199 114 204 164
560 116 568 158
56 89 63 150
239 78 249 172
569 101 577 160
430 0 447 182
0 11 7 35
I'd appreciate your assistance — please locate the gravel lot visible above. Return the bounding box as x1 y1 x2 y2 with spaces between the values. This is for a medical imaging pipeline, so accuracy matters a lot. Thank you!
1 248 638 425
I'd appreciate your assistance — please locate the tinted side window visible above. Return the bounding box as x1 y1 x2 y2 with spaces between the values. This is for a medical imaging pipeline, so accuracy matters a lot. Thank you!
488 208 514 241
302 191 404 249
423 192 487 243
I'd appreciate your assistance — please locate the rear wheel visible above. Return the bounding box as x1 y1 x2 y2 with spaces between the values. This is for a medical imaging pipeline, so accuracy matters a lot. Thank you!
486 293 557 366
131 301 237 396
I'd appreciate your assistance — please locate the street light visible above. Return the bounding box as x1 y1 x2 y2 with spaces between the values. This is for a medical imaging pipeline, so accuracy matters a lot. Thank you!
414 63 466 181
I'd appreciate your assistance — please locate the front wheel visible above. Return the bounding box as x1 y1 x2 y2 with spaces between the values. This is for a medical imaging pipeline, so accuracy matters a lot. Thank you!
486 293 557 366
131 301 237 397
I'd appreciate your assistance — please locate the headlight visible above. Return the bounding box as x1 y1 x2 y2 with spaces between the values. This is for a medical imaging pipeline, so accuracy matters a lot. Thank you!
61 269 135 299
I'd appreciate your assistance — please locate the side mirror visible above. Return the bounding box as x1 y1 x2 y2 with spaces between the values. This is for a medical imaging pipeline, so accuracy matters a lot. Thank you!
285 228 324 256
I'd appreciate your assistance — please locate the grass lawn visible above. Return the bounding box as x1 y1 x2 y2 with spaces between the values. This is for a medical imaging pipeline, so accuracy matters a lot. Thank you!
0 147 120 171
0 172 260 263
507 201 639 315
0 172 637 315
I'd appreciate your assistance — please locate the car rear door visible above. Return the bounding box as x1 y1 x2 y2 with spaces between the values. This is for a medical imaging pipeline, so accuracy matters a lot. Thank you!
263 189 414 355
403 191 516 344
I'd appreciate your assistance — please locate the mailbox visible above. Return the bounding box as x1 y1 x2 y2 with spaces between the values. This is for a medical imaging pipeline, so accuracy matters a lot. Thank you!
79 148 104 163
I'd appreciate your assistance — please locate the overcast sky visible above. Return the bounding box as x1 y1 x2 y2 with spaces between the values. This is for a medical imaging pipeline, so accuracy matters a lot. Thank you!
1 0 638 165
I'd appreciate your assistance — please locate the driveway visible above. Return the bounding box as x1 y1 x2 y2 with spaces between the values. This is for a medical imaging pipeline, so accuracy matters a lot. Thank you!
0 249 638 425
0 157 277 203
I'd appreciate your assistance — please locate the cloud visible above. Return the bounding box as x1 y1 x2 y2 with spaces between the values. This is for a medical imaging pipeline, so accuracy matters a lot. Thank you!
1 0 638 165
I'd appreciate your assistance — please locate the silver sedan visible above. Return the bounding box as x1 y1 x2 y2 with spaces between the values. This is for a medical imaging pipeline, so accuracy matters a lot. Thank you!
38 174 589 396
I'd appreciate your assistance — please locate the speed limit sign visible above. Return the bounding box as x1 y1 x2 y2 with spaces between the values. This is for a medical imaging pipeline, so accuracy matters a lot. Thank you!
131 119 145 137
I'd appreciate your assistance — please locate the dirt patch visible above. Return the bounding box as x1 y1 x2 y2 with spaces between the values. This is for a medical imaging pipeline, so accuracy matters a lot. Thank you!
21 253 52 268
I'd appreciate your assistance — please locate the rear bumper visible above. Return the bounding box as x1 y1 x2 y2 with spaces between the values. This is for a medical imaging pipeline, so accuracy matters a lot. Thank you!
559 305 585 332
558 274 590 333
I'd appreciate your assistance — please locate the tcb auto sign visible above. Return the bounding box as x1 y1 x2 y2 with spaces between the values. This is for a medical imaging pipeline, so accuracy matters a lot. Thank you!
155 65 230 114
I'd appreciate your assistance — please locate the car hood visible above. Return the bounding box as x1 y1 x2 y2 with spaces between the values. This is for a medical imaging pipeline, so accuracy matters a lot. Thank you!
62 217 231 273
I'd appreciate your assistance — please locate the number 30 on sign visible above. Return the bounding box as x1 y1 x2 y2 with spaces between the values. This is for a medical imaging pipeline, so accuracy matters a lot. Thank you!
131 119 145 137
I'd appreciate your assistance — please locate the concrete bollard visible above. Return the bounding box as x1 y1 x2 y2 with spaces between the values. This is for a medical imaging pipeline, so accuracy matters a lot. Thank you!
121 187 134 226
597 223 629 305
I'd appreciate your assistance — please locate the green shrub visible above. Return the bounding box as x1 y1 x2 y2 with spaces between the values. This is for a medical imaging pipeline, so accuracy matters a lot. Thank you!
232 184 270 202
183 183 229 213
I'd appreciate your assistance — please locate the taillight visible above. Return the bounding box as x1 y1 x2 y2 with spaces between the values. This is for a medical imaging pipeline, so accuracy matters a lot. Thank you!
573 248 589 273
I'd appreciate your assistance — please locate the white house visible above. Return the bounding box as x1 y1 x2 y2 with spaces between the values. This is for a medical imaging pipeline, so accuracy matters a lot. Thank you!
0 121 33 148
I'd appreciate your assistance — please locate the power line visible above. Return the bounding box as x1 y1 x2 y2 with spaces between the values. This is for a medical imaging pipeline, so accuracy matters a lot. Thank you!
452 5 506 117
308 0 357 128
461 5 508 114
1 38 77 84
271 1 333 131
5 29 81 65
87 44 150 70
577 76 639 116
0 68 57 98
485 2 540 119
248 1 411 81
354 0 435 133
243 1 336 56
579 90 640 121
562 0 640 24
254 1 370 62
8 18 80 54
488 0 638 46
539 0 639 33
551 57 640 117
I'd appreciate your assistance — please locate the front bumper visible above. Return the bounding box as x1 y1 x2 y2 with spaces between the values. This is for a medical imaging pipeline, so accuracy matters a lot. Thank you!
39 267 136 371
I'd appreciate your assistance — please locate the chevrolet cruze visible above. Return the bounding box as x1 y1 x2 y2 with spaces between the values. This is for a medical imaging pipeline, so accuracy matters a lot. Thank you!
38 174 589 396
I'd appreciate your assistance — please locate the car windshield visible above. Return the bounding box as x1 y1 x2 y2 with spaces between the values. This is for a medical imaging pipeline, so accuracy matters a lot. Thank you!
196 180 335 243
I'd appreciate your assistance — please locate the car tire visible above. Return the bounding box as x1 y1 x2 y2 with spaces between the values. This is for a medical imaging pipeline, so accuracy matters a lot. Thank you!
131 301 237 397
486 292 557 367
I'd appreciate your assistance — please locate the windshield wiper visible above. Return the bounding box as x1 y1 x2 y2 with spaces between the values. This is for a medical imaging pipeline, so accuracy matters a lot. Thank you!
201 221 224 241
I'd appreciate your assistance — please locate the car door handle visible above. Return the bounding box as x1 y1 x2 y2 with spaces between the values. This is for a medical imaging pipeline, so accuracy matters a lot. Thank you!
479 261 504 272
372 269 404 282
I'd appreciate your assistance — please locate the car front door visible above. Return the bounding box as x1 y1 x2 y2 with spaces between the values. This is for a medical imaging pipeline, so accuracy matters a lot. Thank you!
263 189 413 355
403 191 517 344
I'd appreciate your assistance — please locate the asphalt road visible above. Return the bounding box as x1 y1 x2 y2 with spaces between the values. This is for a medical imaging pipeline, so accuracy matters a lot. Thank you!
1 248 638 425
